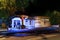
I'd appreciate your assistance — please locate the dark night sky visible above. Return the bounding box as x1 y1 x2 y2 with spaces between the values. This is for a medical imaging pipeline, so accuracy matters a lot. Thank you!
26 0 60 16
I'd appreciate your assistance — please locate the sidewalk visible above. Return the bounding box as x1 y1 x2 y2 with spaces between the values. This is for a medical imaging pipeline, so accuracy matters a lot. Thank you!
0 29 7 32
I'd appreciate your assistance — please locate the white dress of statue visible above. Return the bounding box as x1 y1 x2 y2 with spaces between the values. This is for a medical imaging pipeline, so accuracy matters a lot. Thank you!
11 17 22 29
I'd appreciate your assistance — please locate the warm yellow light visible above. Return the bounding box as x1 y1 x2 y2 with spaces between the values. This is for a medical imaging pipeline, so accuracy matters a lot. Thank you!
21 15 28 19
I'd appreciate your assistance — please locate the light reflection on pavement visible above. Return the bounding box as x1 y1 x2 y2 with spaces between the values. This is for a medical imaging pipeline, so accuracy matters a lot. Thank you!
0 33 60 40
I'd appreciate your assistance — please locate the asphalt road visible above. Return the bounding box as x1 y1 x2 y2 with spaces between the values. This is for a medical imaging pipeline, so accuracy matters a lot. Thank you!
0 33 60 40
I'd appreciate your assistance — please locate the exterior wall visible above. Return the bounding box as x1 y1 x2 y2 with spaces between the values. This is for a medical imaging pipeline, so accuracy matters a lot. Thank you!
43 19 51 27
34 16 51 27
23 16 51 28
24 19 35 29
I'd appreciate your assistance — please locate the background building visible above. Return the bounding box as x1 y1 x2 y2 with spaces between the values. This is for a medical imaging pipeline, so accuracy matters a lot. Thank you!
34 16 51 27
8 15 51 30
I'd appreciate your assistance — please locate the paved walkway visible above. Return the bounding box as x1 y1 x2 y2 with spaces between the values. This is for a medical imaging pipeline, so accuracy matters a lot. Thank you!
0 29 7 31
0 33 59 40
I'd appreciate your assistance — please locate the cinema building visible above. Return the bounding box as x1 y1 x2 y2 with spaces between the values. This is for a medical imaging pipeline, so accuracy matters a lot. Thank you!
8 15 51 30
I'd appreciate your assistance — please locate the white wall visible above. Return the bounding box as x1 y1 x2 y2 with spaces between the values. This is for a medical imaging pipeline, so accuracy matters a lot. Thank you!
24 19 35 29
11 17 22 29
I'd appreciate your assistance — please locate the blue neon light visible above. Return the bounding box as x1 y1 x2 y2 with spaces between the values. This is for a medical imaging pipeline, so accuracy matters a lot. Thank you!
24 19 35 29
8 17 35 31
14 20 21 29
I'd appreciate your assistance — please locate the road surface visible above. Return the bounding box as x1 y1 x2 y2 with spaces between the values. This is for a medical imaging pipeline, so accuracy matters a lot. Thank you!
0 33 60 40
